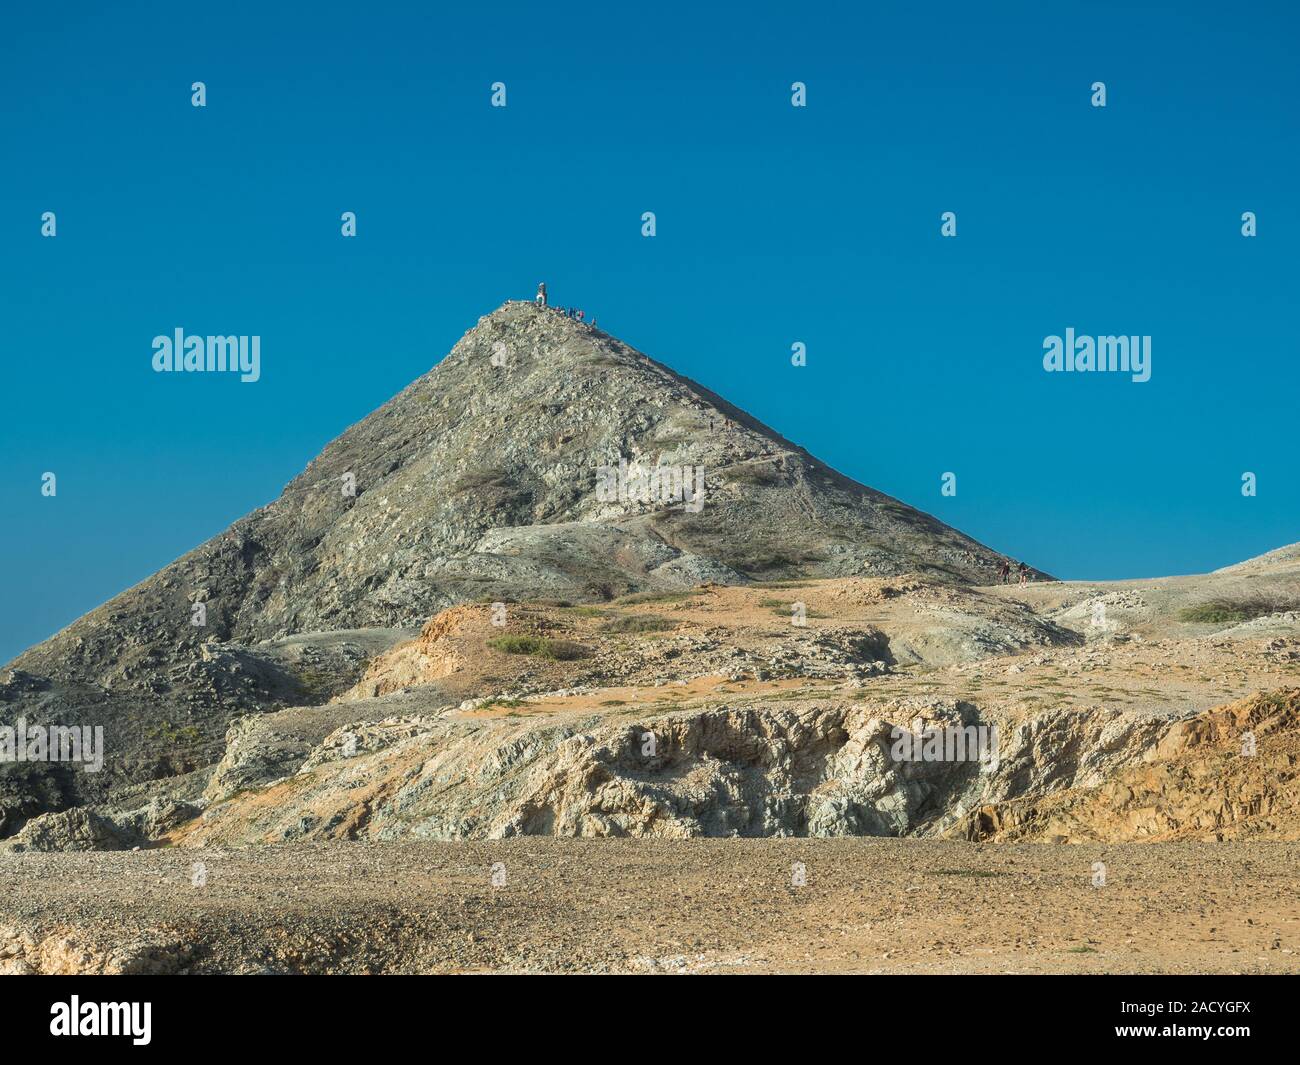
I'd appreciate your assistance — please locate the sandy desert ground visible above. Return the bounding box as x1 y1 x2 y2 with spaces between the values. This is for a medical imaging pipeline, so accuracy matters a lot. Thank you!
3 839 1298 974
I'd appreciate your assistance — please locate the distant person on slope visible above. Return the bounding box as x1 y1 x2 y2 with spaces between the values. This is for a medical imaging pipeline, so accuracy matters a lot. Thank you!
1018 562 1029 586
998 560 1011 584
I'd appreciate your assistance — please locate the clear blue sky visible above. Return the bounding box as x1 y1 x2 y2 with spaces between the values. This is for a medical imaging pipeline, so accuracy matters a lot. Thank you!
2 1 1297 664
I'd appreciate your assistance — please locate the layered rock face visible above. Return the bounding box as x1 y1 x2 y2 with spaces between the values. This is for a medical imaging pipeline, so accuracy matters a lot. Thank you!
955 689 1300 842
173 688 1300 847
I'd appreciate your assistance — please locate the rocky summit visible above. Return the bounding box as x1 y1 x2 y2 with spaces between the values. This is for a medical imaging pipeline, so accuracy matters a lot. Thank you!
0 300 1021 826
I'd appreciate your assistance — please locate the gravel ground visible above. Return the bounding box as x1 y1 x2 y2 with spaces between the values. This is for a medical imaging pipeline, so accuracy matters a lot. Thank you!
3 839 1297 974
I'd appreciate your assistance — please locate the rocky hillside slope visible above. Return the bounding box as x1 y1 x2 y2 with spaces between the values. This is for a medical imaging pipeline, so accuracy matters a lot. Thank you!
1 301 1024 828
6 555 1296 852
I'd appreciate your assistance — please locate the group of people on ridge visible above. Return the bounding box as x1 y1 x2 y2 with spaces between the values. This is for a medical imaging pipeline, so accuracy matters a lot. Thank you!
535 282 595 329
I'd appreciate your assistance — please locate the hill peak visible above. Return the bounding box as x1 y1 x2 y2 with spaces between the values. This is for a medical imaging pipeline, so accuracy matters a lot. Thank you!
3 296 1025 813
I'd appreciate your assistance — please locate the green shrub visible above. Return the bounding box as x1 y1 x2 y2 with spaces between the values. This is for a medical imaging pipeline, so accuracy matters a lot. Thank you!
564 605 609 618
1177 592 1300 625
486 635 589 660
599 614 675 634
480 696 527 709
1177 603 1249 624
739 549 827 572
615 590 695 606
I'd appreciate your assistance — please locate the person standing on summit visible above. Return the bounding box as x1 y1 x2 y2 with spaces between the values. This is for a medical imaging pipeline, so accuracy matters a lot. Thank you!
536 282 547 307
